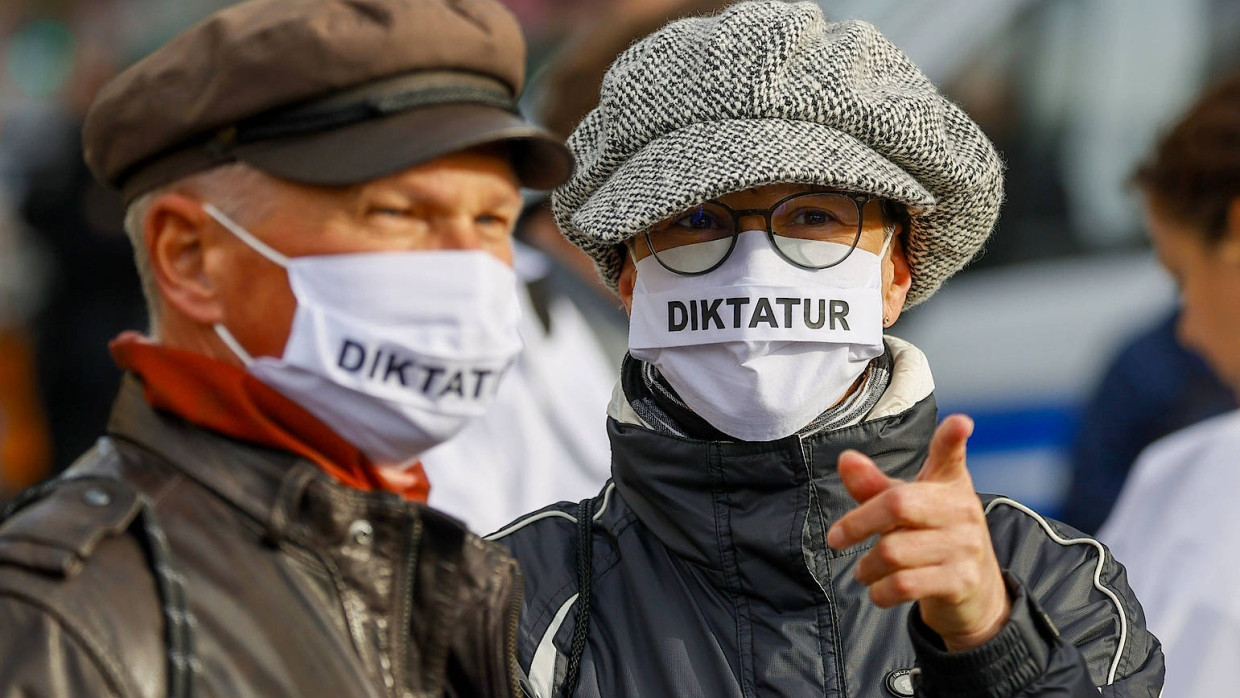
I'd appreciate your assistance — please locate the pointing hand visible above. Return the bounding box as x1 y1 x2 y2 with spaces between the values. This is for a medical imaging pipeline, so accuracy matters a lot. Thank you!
826 414 1010 651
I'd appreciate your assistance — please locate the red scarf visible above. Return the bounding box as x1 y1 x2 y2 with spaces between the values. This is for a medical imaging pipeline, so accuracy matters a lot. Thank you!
110 332 429 502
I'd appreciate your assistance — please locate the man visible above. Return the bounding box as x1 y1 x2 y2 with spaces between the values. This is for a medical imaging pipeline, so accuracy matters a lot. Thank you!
491 3 1162 697
0 0 570 695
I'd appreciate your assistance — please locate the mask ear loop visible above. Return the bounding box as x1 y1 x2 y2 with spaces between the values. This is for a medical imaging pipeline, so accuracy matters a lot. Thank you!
202 203 291 268
878 222 897 328
214 323 256 365
877 222 896 260
202 203 288 365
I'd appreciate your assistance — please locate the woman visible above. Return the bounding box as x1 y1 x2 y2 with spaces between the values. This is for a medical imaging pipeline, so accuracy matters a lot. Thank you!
493 3 1164 696
1099 67 1240 698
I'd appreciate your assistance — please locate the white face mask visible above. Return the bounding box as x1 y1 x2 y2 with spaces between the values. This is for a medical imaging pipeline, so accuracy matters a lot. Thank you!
629 229 889 441
204 204 523 469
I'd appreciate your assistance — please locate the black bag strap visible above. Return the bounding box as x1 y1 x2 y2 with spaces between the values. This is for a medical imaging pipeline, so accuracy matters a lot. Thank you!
561 497 594 697
3 475 197 698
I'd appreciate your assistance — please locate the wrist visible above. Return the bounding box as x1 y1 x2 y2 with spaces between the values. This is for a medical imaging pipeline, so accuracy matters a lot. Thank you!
909 573 1058 698
940 588 1013 652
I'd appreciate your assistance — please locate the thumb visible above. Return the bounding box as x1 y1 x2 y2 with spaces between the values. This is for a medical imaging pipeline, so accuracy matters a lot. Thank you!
916 414 974 484
838 449 896 504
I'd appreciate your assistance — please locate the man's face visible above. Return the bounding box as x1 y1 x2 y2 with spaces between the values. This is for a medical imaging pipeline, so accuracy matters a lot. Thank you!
210 147 523 359
1146 196 1240 394
616 183 910 320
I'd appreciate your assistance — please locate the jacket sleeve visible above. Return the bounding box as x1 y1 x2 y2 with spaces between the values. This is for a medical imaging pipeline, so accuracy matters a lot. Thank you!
979 499 1164 697
0 596 123 697
908 576 1097 698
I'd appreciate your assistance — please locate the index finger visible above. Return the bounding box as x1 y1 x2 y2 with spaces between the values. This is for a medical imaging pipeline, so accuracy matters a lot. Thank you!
915 414 974 484
826 482 940 549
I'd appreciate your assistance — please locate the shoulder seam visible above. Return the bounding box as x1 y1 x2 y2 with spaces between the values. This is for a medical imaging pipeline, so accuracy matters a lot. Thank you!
486 482 617 541
984 496 1126 685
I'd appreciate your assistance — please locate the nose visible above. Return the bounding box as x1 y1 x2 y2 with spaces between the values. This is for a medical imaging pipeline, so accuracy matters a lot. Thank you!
429 217 485 251
424 215 513 267
736 211 766 232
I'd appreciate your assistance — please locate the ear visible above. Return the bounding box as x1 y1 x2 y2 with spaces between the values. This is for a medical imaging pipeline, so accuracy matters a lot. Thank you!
617 247 636 316
882 233 913 327
146 193 225 325
1222 197 1240 266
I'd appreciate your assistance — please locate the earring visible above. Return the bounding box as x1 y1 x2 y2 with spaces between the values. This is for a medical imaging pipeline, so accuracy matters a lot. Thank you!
883 315 891 327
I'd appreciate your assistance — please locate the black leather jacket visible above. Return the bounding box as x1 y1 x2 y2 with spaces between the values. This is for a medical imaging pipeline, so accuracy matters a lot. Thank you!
494 346 1163 697
0 377 524 698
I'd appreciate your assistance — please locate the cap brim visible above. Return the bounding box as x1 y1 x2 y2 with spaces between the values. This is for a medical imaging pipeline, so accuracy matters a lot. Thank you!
571 118 935 244
564 118 945 302
234 102 573 190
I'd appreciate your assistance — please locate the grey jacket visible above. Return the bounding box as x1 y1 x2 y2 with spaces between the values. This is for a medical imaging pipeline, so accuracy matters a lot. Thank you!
0 376 524 698
494 345 1163 697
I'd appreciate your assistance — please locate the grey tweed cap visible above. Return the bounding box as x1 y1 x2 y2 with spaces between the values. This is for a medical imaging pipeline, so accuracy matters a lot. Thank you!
550 0 1004 307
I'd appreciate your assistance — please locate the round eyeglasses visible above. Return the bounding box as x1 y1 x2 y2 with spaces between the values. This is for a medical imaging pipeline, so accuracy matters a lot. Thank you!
629 191 878 275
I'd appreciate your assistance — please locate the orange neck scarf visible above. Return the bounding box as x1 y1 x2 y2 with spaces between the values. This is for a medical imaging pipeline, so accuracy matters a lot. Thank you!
110 332 428 502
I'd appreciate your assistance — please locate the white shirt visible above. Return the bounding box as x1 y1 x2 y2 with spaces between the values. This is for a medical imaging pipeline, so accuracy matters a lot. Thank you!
420 245 617 533
1099 408 1240 698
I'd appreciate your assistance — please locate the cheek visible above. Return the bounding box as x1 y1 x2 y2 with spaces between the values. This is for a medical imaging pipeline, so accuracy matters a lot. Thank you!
224 262 298 357
486 238 515 268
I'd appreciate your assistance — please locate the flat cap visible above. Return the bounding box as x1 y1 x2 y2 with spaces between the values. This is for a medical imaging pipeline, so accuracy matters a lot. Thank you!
85 0 571 201
551 0 1004 307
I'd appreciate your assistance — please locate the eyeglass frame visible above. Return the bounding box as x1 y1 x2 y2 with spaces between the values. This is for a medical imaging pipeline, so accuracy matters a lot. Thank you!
627 190 890 277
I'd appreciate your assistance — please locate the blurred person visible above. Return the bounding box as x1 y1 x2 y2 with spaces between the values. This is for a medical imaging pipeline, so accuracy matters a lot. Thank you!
0 0 572 695
492 3 1163 696
0 185 51 500
421 0 732 532
15 70 143 476
418 229 620 533
1100 66 1240 698
1062 309 1236 534
522 0 737 360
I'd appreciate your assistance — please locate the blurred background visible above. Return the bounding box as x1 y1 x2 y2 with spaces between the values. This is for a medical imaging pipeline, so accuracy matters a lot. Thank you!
2 0 1238 532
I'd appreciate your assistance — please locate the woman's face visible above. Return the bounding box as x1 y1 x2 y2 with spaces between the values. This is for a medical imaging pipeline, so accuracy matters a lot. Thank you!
1145 196 1240 393
616 183 912 324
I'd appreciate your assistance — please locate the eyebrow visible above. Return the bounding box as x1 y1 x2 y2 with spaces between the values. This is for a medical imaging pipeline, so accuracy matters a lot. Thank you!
364 179 521 210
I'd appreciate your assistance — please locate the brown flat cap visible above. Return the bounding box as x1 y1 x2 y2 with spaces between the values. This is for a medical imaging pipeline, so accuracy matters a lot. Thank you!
84 0 572 201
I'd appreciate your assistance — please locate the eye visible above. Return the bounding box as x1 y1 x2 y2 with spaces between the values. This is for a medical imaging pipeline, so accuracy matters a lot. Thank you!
789 207 840 226
672 208 726 230
368 206 411 218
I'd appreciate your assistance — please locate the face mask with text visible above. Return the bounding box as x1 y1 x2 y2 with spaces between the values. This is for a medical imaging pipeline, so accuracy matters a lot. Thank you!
629 230 889 441
205 204 523 468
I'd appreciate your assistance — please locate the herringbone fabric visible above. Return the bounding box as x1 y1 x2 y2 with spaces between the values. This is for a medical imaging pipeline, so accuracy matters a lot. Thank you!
550 0 1004 306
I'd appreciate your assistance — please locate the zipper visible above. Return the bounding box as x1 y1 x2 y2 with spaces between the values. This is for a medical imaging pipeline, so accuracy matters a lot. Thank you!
503 559 525 697
798 433 850 697
391 515 422 698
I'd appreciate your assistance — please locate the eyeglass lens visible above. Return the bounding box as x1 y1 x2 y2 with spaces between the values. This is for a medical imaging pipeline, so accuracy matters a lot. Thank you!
644 192 864 274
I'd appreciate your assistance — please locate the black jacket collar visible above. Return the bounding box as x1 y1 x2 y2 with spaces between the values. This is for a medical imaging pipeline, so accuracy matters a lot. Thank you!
607 393 937 579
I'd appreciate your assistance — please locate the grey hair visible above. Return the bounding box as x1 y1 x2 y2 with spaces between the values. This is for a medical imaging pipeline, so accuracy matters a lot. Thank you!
122 163 277 334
